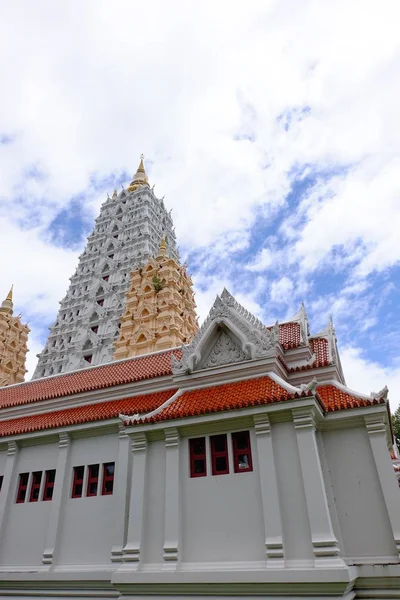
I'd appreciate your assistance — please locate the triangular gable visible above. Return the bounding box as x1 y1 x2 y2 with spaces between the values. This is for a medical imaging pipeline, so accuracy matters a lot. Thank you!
172 288 279 375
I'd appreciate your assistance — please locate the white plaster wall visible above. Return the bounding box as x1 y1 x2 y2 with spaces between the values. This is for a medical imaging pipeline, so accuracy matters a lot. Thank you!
272 421 314 564
141 438 166 565
0 450 6 474
0 442 58 566
323 427 398 560
181 429 265 563
56 433 118 566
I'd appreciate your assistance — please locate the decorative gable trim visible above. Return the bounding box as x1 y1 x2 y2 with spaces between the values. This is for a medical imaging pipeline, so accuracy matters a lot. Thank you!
171 289 279 375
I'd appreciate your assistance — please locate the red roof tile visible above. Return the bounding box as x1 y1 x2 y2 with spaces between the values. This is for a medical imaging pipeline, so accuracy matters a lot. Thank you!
279 322 301 349
310 338 330 367
0 389 175 438
317 384 385 412
0 349 181 410
142 377 301 423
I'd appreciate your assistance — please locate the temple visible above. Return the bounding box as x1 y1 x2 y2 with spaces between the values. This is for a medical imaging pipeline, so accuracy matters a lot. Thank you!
0 158 399 600
33 157 179 378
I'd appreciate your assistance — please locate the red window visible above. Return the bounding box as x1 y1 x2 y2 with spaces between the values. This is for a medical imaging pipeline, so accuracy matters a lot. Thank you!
101 463 115 495
97 299 104 307
29 471 42 502
86 464 99 497
84 354 92 363
189 438 207 478
43 469 56 501
210 434 229 475
232 431 253 473
91 326 98 334
72 466 84 498
103 275 109 282
16 473 29 503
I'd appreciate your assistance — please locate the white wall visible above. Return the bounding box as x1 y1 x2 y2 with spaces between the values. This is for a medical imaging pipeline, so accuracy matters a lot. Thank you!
323 427 398 561
181 429 265 563
273 421 314 564
56 433 118 566
141 438 166 565
0 442 57 567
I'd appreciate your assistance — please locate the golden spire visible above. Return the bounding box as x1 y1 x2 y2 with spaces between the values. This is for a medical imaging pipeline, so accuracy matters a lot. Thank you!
159 235 167 257
0 285 14 314
112 189 118 199
128 154 149 192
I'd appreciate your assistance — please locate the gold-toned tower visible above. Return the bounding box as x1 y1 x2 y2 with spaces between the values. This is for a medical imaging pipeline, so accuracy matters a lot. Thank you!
0 287 29 386
113 239 198 359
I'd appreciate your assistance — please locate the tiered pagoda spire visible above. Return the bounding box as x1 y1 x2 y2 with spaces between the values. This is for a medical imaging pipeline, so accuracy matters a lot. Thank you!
0 286 29 386
114 238 198 359
33 157 179 378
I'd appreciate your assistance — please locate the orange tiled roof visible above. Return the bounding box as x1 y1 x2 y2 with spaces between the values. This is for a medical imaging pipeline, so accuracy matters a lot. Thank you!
0 349 181 410
279 322 301 349
310 338 330 367
0 389 175 438
317 384 385 412
139 377 302 423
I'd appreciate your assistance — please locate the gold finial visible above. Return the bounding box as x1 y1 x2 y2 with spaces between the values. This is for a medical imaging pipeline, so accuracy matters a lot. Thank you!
112 189 118 199
128 154 149 192
0 285 14 314
160 235 166 252
6 285 13 302
137 154 145 173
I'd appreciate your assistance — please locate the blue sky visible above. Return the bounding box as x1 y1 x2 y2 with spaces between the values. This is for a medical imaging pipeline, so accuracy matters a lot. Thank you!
0 0 399 405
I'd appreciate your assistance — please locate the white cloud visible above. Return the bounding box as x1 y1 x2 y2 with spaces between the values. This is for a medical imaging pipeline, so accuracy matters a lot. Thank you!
341 347 400 412
270 277 293 303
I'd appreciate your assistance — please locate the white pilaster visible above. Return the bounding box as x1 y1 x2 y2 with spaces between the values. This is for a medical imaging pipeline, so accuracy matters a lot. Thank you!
0 441 18 540
365 413 400 556
110 425 131 563
42 433 70 565
122 432 147 568
253 414 284 567
292 406 342 566
163 427 180 567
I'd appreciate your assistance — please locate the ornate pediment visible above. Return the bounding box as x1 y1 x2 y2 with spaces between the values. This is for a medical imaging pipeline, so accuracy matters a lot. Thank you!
171 288 279 375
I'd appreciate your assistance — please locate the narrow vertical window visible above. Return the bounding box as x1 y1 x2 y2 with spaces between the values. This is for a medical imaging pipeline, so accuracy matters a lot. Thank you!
43 469 56 501
86 464 99 497
210 434 229 475
72 466 84 498
0 475 3 492
189 437 207 478
29 471 42 502
101 462 115 495
16 473 29 503
232 431 253 473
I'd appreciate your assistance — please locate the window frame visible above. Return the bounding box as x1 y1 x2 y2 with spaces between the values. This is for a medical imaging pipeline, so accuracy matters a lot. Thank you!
101 462 115 496
86 464 100 497
232 431 253 473
16 472 29 504
189 437 207 478
29 471 42 503
42 469 56 501
210 434 230 476
71 465 85 499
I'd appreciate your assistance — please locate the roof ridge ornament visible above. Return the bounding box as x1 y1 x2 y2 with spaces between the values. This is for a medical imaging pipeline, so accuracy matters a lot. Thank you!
370 385 389 401
299 377 318 395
